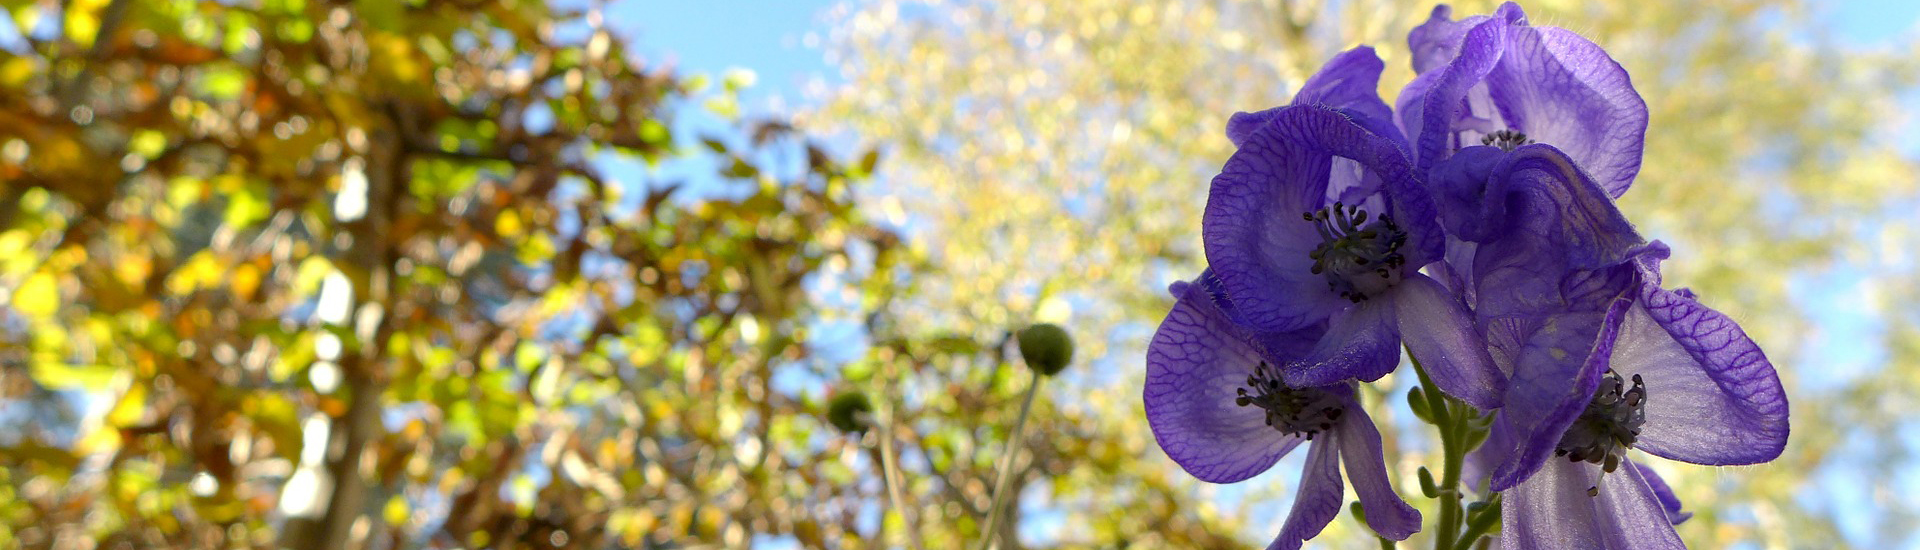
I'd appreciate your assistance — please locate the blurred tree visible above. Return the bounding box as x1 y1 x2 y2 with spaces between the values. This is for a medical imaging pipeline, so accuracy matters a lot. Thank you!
817 0 1920 548
0 0 931 549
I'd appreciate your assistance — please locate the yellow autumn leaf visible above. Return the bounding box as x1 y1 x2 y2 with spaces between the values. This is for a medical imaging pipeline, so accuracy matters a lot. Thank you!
232 263 262 299
114 254 152 288
383 496 409 526
30 362 121 391
0 57 36 87
72 426 122 456
164 251 222 296
13 271 58 316
495 209 524 238
107 384 148 427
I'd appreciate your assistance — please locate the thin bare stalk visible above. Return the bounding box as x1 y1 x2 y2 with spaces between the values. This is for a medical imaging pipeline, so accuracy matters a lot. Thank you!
878 404 926 550
974 371 1043 550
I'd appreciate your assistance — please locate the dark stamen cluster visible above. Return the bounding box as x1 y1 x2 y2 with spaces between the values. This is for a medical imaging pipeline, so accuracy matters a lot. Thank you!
1480 129 1533 152
1235 362 1346 439
1554 368 1647 494
1304 202 1408 302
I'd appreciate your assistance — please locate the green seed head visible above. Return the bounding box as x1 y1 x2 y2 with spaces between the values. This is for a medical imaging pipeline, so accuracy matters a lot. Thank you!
1017 323 1074 376
826 391 873 435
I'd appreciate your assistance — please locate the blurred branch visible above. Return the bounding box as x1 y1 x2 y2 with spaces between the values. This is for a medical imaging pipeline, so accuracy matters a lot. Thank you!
58 0 134 107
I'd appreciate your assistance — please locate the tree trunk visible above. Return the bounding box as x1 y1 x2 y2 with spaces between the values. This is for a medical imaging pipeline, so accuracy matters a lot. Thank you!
301 115 405 550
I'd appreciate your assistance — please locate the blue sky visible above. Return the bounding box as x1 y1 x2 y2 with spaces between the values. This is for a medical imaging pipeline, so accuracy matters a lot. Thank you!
611 0 843 113
1833 0 1920 45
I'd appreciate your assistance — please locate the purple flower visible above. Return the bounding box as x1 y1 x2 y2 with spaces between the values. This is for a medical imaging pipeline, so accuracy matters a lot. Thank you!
1430 142 1788 484
1396 2 1649 199
1494 243 1786 549
1203 101 1505 408
1429 143 1786 547
1145 274 1420 548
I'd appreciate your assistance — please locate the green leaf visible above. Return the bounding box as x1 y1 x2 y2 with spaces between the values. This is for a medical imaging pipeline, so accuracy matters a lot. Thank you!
857 148 881 177
723 157 758 179
202 67 245 99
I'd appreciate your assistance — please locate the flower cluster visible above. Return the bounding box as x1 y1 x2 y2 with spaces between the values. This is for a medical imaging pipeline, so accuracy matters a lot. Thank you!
1143 4 1789 549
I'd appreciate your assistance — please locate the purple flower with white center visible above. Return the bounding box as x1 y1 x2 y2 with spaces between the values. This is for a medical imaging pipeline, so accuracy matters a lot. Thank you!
1396 2 1649 199
1203 102 1505 408
1145 273 1420 549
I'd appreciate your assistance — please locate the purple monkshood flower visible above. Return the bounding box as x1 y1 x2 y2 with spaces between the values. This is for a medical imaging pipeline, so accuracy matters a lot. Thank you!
1202 101 1505 408
1146 273 1420 549
1494 243 1787 550
1396 2 1649 199
1429 144 1787 548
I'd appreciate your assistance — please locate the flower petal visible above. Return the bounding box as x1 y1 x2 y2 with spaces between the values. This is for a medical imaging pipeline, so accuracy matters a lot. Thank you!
1283 298 1401 387
1393 67 1442 156
1483 25 1648 198
1338 402 1422 541
1430 144 1642 268
1408 14 1507 172
1385 154 1447 271
1610 251 1789 465
1395 272 1505 409
1205 105 1422 333
1502 458 1684 550
1494 144 1644 268
1231 46 1402 148
1629 460 1692 525
1425 145 1510 242
1435 237 1480 305
1294 46 1395 122
1465 413 1518 491
1502 458 1606 550
1593 458 1688 549
1267 437 1344 550
1145 280 1310 483
1405 5 1493 75
1194 268 1329 362
1489 291 1632 492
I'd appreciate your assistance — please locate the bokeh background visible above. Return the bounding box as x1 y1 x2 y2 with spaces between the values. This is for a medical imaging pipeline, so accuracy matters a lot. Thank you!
1 0 1918 548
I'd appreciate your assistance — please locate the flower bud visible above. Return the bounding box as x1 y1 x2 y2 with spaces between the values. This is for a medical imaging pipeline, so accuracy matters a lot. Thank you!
1017 323 1073 376
1418 467 1440 498
826 391 873 435
1406 388 1433 423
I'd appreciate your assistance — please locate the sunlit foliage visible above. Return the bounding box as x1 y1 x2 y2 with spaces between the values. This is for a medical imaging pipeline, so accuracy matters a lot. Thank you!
0 0 911 548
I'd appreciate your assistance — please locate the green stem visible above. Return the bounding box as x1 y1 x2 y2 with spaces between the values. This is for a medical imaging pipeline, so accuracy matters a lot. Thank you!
975 370 1042 550
1434 416 1466 550
877 404 926 550
1452 494 1503 550
1412 354 1451 432
1412 355 1469 550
